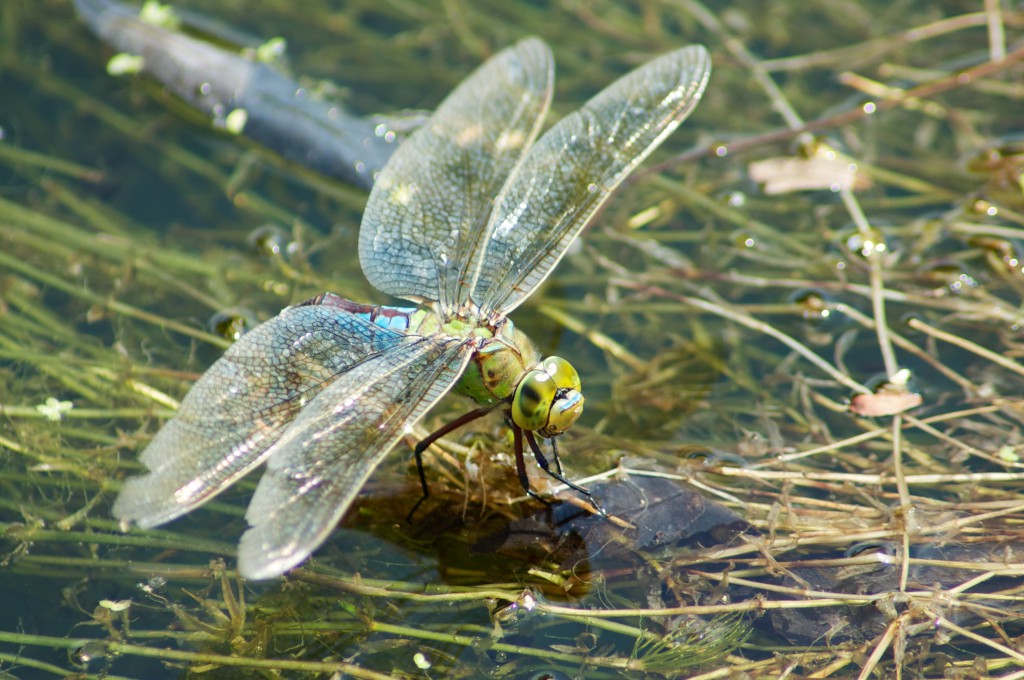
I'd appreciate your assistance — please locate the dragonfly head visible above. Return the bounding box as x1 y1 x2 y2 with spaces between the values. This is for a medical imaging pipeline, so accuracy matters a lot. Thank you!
511 356 584 437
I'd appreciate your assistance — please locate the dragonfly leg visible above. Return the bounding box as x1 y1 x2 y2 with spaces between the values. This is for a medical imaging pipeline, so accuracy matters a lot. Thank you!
524 431 605 516
513 426 552 508
408 406 495 520
550 436 565 476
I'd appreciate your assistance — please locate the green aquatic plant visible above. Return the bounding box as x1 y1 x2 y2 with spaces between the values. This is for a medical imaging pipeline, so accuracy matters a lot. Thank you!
2 0 1024 677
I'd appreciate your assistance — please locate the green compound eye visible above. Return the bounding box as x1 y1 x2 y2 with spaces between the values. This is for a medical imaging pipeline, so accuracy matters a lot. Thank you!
511 356 584 436
543 357 581 392
511 369 556 432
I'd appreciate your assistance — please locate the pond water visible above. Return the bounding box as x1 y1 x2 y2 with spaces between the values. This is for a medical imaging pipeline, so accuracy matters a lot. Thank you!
1 0 1023 678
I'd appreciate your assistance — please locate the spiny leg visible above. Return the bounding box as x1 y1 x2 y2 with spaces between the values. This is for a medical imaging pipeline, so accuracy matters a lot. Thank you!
408 406 496 520
524 431 605 516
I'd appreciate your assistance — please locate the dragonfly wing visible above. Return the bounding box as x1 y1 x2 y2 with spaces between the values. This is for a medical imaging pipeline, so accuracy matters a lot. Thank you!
113 303 411 528
237 334 474 580
359 37 553 312
470 45 711 315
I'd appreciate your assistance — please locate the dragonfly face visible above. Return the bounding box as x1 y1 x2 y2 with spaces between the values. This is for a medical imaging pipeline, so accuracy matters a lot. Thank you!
452 319 584 435
113 38 711 580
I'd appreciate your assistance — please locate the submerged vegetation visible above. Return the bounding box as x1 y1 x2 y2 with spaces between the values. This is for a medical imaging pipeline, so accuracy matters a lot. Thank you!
1 0 1024 677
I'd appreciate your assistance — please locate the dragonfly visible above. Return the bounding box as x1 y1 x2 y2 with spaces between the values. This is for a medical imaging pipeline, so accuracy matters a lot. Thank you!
113 37 711 580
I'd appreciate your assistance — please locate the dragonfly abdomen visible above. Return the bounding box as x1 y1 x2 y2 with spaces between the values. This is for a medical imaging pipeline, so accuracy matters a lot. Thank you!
299 292 434 333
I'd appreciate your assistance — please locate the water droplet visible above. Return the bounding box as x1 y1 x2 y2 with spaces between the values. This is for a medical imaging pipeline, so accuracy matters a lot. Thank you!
246 224 289 258
208 310 256 341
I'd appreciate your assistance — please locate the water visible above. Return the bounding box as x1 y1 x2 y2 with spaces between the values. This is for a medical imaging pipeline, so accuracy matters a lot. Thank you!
1 0 1023 677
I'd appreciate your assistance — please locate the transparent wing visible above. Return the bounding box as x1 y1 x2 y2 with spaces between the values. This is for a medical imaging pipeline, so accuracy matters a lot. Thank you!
113 303 419 528
470 45 712 316
359 37 553 312
237 334 474 580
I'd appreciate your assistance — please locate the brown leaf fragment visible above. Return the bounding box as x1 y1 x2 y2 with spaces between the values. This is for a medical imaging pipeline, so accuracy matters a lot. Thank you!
749 144 871 194
849 389 923 417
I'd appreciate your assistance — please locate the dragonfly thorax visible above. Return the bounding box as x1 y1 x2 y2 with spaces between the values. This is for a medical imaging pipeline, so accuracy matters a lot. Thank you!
453 320 537 406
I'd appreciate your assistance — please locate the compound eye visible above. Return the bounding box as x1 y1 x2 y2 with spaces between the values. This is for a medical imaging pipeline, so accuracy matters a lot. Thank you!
541 387 583 437
511 369 556 432
543 356 581 392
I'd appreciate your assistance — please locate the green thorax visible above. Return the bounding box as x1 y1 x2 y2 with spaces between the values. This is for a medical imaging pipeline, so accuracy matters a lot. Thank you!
452 319 539 407
407 309 538 407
